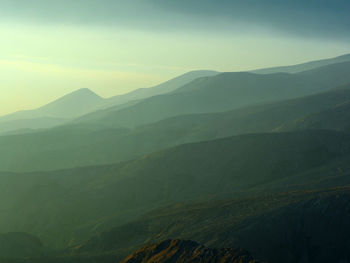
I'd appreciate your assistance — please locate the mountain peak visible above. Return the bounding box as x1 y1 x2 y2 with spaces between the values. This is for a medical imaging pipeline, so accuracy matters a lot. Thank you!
63 88 101 99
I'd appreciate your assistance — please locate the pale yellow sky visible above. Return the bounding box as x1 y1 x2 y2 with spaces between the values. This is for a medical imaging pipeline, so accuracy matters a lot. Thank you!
1 22 350 116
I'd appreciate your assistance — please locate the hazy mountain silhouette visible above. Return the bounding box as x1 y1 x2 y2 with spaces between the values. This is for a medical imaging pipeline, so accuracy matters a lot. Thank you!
76 62 350 128
0 71 218 134
1 83 350 173
252 53 350 74
0 88 104 121
0 89 105 134
105 70 219 107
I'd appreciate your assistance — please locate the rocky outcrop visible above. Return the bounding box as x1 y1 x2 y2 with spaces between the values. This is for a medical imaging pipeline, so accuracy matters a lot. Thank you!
121 239 262 263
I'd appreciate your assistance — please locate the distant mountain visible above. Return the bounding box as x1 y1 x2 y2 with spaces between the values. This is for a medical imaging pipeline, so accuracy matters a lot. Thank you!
0 88 104 121
121 239 262 263
76 62 350 128
252 53 350 74
0 232 45 259
1 84 350 173
105 70 219 107
0 71 218 134
0 88 105 134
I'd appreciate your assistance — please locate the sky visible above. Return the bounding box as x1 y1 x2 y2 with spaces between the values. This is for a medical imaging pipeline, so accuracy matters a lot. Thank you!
0 0 350 115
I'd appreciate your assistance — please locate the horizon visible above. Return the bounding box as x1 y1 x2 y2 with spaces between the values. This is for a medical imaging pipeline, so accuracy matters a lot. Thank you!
1 0 350 115
1 52 350 117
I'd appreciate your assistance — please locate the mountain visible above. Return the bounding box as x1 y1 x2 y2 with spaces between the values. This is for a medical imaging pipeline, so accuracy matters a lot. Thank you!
1 83 350 173
105 70 219 107
252 53 350 74
76 62 350 129
0 232 45 259
0 88 104 121
0 89 105 134
121 239 262 263
1 130 350 249
75 187 350 263
0 71 219 135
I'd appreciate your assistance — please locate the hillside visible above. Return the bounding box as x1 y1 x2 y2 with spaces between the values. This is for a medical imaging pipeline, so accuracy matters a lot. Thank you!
74 187 350 263
1 130 350 249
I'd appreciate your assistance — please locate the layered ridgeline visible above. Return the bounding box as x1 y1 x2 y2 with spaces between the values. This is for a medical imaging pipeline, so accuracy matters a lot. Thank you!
1 129 350 250
1 83 350 172
1 55 350 263
1 62 350 172
76 61 350 128
0 71 217 135
252 53 350 74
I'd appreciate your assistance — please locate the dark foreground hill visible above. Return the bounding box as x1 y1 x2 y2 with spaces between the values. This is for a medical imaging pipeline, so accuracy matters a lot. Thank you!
3 187 350 263
1 130 350 249
121 239 262 263
74 187 350 263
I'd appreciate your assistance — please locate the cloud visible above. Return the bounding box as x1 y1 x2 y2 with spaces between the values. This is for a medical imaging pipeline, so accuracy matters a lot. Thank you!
0 0 349 39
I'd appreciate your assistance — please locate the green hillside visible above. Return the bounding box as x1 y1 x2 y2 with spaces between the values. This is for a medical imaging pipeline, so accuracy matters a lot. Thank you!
0 130 350 249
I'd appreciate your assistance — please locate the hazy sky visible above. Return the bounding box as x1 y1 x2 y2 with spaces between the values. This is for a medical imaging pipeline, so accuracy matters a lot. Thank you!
1 0 350 115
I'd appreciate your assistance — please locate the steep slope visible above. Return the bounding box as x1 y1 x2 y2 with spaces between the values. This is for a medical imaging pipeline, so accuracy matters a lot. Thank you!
252 53 350 74
121 239 261 263
0 232 45 258
1 130 350 248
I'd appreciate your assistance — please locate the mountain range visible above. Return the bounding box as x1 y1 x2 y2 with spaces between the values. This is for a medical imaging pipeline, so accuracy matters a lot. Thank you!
0 70 218 135
1 54 350 263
